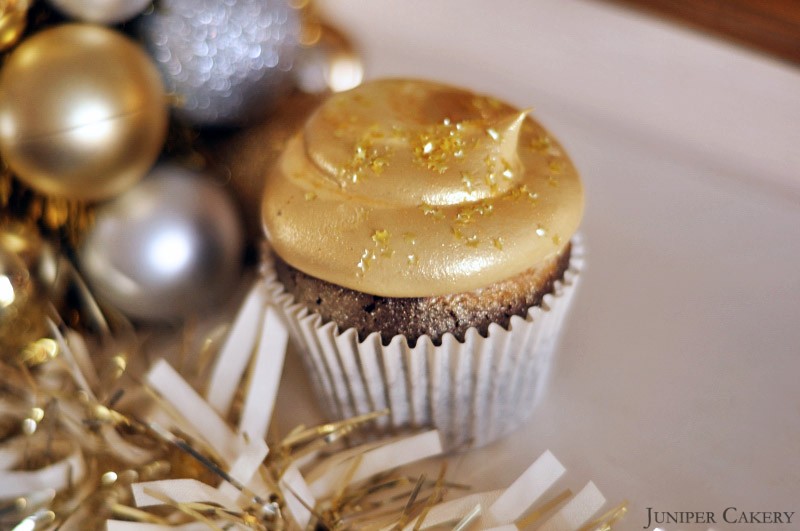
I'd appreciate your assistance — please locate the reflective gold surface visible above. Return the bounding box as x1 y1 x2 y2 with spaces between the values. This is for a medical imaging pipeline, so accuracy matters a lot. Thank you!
262 79 583 297
46 0 151 24
0 0 29 51
0 24 168 201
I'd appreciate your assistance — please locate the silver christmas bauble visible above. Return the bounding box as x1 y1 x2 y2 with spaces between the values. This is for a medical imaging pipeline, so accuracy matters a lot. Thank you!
78 165 244 321
46 0 152 24
137 0 302 126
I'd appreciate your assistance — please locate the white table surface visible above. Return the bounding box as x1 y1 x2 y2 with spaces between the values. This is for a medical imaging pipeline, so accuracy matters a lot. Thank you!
270 1 800 529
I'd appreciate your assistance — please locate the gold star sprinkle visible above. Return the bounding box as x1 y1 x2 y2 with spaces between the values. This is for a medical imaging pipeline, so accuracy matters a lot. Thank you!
501 159 514 179
412 121 470 173
531 134 551 152
356 249 374 276
402 232 417 245
372 229 390 245
461 172 475 193
548 160 564 175
419 202 445 220
340 133 393 185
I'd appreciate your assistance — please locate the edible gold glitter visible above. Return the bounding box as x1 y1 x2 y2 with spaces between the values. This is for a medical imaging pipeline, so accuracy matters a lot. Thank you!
552 234 562 246
482 154 500 194
483 154 494 173
505 184 538 204
356 230 395 275
390 124 407 140
531 134 551 152
501 159 514 179
373 230 394 258
356 249 374 276
370 157 388 174
465 235 480 248
530 134 563 157
406 254 418 266
341 132 393 184
372 229 390 245
304 191 317 201
492 237 504 250
535 225 547 237
402 232 417 245
461 172 475 193
486 128 500 142
455 209 472 225
418 202 445 220
412 121 470 173
548 160 564 175
455 200 494 226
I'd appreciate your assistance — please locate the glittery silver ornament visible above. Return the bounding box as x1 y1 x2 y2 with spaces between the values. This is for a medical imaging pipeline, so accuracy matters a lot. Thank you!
137 0 302 126
46 0 152 24
78 165 244 321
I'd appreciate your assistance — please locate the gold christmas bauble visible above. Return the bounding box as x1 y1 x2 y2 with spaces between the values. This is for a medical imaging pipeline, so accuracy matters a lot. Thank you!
46 0 151 24
0 24 168 201
0 0 30 51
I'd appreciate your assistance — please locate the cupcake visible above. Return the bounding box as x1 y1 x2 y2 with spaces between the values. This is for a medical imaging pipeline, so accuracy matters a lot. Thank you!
261 79 584 449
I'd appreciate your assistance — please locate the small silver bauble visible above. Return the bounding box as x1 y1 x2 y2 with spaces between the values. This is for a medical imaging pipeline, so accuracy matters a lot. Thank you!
46 0 152 24
78 164 244 321
137 0 302 126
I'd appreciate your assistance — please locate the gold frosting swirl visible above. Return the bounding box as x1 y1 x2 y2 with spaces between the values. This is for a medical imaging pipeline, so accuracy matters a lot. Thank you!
262 79 583 297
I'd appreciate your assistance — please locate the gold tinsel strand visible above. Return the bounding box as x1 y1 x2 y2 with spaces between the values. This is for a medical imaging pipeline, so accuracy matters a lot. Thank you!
0 270 626 529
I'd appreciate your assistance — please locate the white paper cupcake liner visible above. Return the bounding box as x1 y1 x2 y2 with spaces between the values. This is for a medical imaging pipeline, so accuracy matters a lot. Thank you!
264 237 584 450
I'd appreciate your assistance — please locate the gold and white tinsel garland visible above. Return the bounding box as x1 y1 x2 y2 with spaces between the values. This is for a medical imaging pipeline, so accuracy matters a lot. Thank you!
0 279 627 530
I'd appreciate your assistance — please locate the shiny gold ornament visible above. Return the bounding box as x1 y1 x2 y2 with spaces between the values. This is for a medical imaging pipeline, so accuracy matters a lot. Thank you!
0 24 168 202
46 0 151 24
0 0 29 51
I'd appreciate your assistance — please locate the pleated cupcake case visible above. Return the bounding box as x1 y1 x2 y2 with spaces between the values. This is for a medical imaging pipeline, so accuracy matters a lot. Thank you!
264 237 584 451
